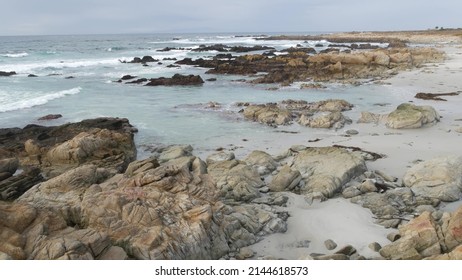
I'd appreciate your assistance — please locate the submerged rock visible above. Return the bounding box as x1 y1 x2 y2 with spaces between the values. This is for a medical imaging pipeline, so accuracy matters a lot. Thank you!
37 114 63 121
0 71 16 77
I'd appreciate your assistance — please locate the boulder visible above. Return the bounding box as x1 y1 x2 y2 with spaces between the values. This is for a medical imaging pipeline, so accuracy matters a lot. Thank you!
291 147 367 200
0 167 43 201
0 158 19 175
299 111 351 129
403 156 462 202
44 128 136 175
243 150 278 175
378 206 462 260
0 117 137 178
385 103 440 129
444 206 462 251
370 51 390 67
242 105 292 126
268 165 302 192
380 212 441 260
206 151 235 165
158 145 193 163
208 160 263 202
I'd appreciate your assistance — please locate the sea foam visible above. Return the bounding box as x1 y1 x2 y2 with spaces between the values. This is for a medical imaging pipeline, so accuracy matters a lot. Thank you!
2 58 120 73
0 87 82 113
1 52 29 58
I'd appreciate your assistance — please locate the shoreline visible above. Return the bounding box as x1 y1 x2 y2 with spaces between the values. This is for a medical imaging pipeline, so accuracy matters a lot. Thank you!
2 30 462 260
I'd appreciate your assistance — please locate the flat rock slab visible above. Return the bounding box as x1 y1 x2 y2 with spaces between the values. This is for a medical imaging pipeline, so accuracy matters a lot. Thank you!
291 147 367 200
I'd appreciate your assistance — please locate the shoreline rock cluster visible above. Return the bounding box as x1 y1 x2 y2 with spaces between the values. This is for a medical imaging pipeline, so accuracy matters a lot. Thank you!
239 99 353 129
209 98 440 131
116 74 204 86
171 46 443 86
1 116 461 260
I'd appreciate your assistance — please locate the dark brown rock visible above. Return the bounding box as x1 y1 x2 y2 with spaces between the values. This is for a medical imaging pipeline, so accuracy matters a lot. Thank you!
415 92 460 101
37 114 63 121
0 167 43 201
121 75 137 80
0 71 16 77
126 78 148 84
124 56 159 64
0 117 137 179
145 74 204 86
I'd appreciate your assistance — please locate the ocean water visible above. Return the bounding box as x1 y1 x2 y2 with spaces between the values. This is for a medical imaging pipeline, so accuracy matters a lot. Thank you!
0 33 410 158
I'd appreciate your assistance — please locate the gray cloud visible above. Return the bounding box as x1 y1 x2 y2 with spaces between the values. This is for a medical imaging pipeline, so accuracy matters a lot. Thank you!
0 0 460 35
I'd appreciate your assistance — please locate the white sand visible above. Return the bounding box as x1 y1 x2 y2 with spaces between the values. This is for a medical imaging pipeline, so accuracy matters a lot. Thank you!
249 194 394 259
245 43 462 259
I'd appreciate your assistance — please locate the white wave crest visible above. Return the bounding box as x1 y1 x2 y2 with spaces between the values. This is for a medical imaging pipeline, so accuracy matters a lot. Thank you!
0 87 82 113
2 58 120 73
1 52 29 58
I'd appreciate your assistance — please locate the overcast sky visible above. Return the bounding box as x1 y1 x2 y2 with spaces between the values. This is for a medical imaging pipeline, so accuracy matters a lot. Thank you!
0 0 460 35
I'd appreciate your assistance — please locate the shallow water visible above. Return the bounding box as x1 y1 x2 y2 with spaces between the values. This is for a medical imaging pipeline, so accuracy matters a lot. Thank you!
0 33 410 159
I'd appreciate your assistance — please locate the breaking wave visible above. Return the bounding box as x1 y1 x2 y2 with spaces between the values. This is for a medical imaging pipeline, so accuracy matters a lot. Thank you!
1 52 29 58
0 87 82 113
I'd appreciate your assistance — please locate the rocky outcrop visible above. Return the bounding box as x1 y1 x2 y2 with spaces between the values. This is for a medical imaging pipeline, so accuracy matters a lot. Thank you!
240 99 353 128
385 103 440 129
0 71 16 77
1 144 288 259
192 44 275 53
415 91 460 101
37 114 63 121
358 103 440 129
242 105 293 126
0 118 137 199
350 187 437 228
291 147 367 200
43 129 135 174
208 160 263 202
243 150 278 175
122 56 158 64
403 156 462 202
174 46 443 85
298 111 352 129
0 158 19 180
145 74 204 86
0 167 43 201
268 165 302 192
380 206 462 260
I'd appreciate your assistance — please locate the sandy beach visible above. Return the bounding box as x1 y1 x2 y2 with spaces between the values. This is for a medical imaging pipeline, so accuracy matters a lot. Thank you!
242 35 462 259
